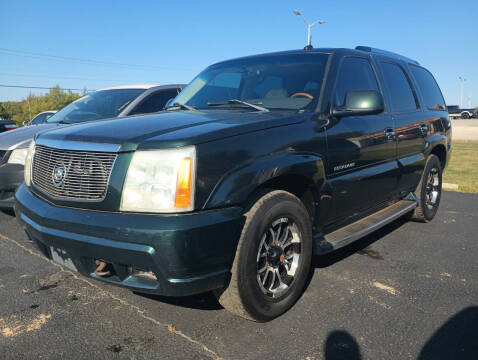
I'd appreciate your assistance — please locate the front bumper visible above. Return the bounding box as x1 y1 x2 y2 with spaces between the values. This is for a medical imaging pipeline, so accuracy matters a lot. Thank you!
15 184 244 296
0 163 24 209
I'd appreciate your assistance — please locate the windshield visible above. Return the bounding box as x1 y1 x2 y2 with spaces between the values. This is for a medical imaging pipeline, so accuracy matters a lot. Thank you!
47 89 145 124
172 53 329 111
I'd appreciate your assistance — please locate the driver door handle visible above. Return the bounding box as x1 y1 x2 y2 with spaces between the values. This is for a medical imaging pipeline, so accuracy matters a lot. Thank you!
384 127 395 141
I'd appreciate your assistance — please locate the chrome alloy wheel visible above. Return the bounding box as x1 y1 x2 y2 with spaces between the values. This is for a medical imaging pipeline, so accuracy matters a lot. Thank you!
256 217 302 298
425 167 440 209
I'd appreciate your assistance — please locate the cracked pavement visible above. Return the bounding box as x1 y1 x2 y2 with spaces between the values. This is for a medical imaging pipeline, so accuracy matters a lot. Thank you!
0 191 477 359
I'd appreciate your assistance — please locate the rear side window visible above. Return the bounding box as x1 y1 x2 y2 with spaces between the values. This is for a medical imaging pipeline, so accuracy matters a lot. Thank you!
130 89 180 115
30 113 49 125
334 57 379 106
379 62 418 113
410 65 446 111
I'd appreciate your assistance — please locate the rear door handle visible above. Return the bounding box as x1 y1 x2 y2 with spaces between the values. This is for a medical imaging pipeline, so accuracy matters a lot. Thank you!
384 128 395 141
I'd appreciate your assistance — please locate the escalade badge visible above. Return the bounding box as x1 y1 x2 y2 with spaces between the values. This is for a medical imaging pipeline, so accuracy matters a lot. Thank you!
333 162 355 172
52 162 67 187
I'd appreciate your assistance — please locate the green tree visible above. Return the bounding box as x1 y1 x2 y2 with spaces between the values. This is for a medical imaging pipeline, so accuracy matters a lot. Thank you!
2 86 80 126
0 101 21 121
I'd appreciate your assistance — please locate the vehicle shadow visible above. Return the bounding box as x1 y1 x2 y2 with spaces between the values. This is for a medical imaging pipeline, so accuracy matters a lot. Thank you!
312 216 408 269
134 290 222 311
321 307 478 360
418 306 478 360
324 330 362 360
134 217 410 313
0 209 15 217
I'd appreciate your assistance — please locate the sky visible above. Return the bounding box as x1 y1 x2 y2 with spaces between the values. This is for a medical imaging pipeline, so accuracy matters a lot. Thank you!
1 0 477 107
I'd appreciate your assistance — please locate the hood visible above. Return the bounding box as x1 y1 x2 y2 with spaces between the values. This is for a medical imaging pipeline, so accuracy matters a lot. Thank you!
0 123 61 150
36 110 304 152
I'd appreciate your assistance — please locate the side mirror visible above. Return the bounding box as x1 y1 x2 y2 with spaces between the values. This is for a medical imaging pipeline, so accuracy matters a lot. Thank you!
164 98 175 109
332 90 384 118
23 121 29 126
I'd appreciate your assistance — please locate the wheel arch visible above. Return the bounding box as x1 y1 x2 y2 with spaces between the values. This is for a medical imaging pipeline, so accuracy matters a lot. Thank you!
430 143 447 169
203 152 327 227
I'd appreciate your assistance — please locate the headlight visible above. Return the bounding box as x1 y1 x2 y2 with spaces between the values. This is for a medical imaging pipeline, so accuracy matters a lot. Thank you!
8 147 29 165
24 141 35 187
120 146 196 213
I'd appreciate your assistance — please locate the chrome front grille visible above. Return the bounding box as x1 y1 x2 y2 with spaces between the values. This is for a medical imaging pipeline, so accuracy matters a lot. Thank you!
32 145 117 201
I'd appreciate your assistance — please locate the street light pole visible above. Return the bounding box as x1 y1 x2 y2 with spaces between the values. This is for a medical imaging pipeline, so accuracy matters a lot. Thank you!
459 76 467 109
293 10 325 49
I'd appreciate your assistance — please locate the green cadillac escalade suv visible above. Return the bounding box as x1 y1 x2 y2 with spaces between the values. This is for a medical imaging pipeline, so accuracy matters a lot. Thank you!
15 46 451 321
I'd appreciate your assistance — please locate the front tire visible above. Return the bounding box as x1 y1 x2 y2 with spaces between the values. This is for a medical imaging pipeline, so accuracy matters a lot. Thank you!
409 154 442 222
462 112 470 119
216 190 312 322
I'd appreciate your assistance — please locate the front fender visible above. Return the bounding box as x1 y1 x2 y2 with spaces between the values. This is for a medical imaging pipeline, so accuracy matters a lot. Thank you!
203 151 326 210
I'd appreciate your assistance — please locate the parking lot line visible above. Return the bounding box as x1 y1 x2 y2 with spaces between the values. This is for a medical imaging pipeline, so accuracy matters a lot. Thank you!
0 231 223 360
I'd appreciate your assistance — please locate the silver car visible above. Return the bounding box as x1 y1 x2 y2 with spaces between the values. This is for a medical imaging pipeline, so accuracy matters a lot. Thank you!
0 84 184 209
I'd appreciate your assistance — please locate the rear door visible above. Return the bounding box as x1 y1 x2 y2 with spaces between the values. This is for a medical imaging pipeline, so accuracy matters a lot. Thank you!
326 56 398 224
375 60 426 194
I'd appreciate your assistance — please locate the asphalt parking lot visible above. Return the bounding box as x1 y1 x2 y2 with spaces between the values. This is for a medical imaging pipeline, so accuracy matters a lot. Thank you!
0 191 477 360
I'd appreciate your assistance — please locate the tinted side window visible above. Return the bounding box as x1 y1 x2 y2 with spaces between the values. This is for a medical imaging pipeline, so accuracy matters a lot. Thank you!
30 113 48 125
130 89 180 115
335 57 379 106
379 62 418 113
410 65 446 111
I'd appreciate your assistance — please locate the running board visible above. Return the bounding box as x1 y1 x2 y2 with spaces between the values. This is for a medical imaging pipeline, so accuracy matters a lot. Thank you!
314 199 417 255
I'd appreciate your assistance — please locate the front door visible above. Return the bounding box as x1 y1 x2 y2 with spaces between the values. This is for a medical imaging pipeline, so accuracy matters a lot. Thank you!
325 56 398 225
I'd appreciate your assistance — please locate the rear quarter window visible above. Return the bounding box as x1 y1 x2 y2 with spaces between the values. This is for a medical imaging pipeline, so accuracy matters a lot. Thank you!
410 65 446 111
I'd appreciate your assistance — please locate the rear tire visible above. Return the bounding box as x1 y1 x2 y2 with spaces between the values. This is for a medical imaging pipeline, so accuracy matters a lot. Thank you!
215 190 312 322
462 112 470 119
409 154 442 222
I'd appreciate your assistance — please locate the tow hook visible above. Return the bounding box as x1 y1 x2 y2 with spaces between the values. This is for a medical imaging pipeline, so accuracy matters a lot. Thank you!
94 260 111 276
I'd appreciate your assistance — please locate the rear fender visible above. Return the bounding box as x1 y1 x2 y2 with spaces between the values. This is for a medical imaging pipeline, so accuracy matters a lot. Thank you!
425 133 450 169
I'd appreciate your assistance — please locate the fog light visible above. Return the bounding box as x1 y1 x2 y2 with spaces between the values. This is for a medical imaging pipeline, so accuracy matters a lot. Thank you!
130 266 157 280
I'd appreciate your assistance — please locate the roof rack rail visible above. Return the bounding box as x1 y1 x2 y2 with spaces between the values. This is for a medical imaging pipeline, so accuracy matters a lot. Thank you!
355 46 419 65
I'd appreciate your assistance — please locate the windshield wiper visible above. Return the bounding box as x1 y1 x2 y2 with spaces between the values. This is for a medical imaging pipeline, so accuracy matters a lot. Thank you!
165 102 196 111
207 99 269 112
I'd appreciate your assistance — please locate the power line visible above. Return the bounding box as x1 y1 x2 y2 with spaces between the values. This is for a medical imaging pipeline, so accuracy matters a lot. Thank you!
0 71 154 83
0 47 193 71
0 84 93 91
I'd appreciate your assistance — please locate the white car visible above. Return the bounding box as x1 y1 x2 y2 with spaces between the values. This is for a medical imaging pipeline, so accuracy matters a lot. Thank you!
0 84 184 209
24 111 58 126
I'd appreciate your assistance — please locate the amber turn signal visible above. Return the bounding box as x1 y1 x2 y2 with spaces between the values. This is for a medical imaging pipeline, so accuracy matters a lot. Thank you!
175 157 192 208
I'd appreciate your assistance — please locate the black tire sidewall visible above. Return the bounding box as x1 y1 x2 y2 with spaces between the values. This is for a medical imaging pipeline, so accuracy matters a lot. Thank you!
420 155 442 221
237 195 312 321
